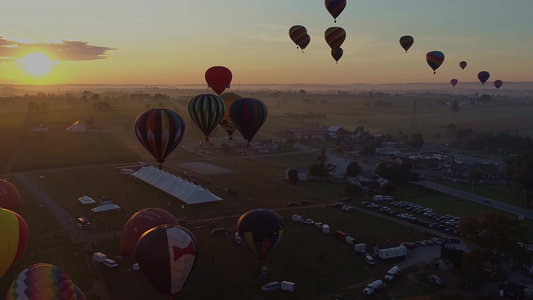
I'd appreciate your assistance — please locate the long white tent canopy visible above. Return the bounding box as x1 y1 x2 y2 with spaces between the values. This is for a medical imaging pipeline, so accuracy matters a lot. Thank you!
132 166 222 204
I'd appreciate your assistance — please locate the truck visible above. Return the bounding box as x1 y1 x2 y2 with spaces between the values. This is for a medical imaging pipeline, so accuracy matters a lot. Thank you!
333 230 347 241
280 281 296 292
93 252 107 263
363 279 385 295
354 243 367 254
291 214 302 222
321 224 330 233
374 244 407 260
345 236 355 245
373 195 384 201
384 266 401 281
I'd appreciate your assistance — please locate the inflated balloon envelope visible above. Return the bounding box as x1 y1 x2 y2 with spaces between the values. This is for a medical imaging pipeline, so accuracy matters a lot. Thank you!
136 225 197 300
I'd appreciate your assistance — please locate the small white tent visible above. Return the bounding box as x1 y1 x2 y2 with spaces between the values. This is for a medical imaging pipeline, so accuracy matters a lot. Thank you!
66 121 86 132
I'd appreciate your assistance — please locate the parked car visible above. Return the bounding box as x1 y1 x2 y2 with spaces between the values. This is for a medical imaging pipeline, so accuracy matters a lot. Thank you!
428 275 443 286
103 259 118 268
299 200 311 206
302 218 315 225
365 255 376 265
261 281 280 292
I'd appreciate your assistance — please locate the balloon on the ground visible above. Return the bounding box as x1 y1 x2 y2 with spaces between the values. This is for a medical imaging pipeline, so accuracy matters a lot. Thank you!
0 179 22 210
0 208 28 278
6 263 86 300
325 0 346 23
478 71 490 85
237 209 285 261
399 36 414 53
459 61 467 70
120 208 180 259
188 94 226 141
426 51 445 74
219 93 241 140
135 109 186 170
450 79 458 87
494 80 503 89
205 66 232 95
136 225 197 300
229 98 268 146
331 47 343 63
324 27 346 51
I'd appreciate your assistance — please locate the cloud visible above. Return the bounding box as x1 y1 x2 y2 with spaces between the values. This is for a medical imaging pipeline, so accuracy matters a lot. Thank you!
0 37 116 61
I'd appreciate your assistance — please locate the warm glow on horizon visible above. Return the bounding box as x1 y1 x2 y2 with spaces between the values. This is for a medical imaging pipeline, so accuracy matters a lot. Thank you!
17 52 59 77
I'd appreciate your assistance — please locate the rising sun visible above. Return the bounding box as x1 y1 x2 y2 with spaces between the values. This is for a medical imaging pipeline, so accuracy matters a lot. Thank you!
17 52 59 77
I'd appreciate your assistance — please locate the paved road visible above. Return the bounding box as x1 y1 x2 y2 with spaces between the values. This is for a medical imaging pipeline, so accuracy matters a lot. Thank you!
415 180 533 220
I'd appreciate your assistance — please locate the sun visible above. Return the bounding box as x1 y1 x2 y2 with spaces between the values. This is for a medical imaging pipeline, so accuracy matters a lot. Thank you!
17 52 59 77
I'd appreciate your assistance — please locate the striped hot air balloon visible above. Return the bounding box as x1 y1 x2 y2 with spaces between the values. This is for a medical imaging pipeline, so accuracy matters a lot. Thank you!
135 109 186 169
188 94 226 141
237 209 285 262
229 98 268 146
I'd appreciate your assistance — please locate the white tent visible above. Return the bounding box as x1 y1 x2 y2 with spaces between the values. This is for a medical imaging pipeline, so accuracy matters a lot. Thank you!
132 166 222 204
78 195 96 205
91 204 121 213
66 121 86 132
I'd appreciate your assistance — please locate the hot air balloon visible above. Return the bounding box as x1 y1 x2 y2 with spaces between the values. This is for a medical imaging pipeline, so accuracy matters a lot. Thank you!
135 109 186 170
324 27 346 51
325 0 346 23
120 208 180 259
478 71 490 85
331 47 343 63
219 93 241 140
0 179 22 210
494 80 503 89
136 225 197 300
229 98 268 146
6 263 86 300
459 61 467 70
426 51 445 74
289 25 310 52
237 209 285 262
205 66 232 95
399 36 414 53
0 208 28 278
450 79 458 87
188 94 226 141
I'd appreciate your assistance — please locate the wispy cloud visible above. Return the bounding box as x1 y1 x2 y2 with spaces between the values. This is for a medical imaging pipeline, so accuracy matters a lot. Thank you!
0 37 116 61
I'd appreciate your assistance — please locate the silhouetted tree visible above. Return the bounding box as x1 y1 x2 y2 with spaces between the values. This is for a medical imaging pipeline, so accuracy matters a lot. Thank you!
287 169 300 184
457 212 528 276
346 162 363 177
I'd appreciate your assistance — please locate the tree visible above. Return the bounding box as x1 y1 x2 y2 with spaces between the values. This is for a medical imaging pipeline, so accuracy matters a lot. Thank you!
457 212 528 276
346 162 363 177
409 133 424 149
308 164 328 180
504 150 533 207
287 169 300 184
451 101 460 113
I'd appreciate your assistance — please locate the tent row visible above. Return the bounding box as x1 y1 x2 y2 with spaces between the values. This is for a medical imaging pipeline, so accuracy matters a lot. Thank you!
132 166 222 204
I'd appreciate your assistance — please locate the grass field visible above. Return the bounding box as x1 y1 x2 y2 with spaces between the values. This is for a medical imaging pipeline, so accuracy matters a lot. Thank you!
1 90 533 299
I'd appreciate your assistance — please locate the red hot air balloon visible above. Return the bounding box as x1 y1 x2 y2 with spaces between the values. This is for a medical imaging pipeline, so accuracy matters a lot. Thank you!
494 80 503 89
237 209 285 262
478 71 490 85
6 263 86 300
450 79 458 87
325 0 346 23
324 27 346 51
188 94 226 141
459 61 467 70
135 109 186 170
229 98 268 146
399 36 414 53
136 225 197 300
0 179 22 210
0 208 29 278
426 51 445 74
120 208 180 259
205 66 232 95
